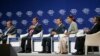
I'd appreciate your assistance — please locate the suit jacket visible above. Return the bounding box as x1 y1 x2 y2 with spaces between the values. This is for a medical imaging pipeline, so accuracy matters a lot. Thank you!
4 26 17 35
87 23 100 34
52 24 66 34
28 23 42 35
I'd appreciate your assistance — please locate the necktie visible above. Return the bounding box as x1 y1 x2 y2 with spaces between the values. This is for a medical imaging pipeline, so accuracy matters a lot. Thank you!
29 29 34 36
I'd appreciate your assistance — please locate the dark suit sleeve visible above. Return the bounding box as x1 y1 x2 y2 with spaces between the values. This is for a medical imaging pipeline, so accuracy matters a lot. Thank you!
32 24 42 34
87 24 100 34
54 24 66 34
9 27 17 35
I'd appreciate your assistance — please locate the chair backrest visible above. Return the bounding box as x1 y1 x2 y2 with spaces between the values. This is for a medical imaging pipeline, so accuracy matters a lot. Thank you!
39 30 43 37
85 31 100 46
57 29 84 38
7 34 17 44
8 34 16 38
76 29 85 37
43 34 50 37
68 29 84 38
32 30 43 37
20 33 28 38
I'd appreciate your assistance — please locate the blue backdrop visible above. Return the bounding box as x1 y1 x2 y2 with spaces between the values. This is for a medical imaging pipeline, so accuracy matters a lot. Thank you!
0 0 100 34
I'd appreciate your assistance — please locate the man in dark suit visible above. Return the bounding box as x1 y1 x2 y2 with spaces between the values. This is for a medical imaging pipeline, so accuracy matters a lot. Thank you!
19 17 42 53
73 16 100 55
39 18 66 53
0 20 17 44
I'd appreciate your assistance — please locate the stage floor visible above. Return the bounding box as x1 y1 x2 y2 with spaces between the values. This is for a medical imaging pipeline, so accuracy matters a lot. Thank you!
17 53 100 56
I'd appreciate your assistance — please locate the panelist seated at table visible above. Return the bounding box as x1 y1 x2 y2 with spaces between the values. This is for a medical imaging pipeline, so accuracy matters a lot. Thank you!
73 16 100 55
0 20 17 44
19 17 42 53
39 18 66 53
58 16 78 54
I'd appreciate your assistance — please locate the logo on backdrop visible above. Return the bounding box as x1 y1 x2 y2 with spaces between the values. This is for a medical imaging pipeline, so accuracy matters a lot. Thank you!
47 10 55 16
42 19 49 25
89 17 94 23
17 29 22 34
6 12 12 17
21 20 28 26
26 11 33 17
64 19 68 24
95 8 100 14
59 9 66 15
12 20 17 25
70 9 77 15
16 11 23 17
76 18 84 24
1 20 6 26
82 8 90 15
37 10 43 16
48 28 53 33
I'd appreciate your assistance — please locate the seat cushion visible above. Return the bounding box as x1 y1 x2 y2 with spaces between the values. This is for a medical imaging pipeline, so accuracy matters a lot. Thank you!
32 37 42 42
9 38 18 42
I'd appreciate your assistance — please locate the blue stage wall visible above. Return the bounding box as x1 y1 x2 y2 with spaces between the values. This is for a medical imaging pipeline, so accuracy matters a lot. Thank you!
0 0 100 34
